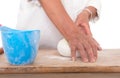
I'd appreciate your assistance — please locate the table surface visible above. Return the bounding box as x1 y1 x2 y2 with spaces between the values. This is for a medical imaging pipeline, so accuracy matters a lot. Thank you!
0 49 120 74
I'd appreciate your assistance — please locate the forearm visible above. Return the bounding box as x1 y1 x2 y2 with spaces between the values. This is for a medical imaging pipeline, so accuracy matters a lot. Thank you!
39 0 77 40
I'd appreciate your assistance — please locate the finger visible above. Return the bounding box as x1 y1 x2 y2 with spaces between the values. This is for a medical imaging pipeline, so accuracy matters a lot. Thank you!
89 42 98 60
87 36 102 51
83 42 95 63
93 47 98 59
78 43 88 62
81 23 92 36
96 45 102 51
86 36 98 59
70 46 76 61
92 38 102 51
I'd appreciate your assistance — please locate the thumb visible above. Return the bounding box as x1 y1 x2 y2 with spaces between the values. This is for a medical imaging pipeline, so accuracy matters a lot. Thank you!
81 23 92 36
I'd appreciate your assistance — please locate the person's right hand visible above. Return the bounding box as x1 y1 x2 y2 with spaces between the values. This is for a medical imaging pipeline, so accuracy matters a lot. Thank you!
67 28 99 63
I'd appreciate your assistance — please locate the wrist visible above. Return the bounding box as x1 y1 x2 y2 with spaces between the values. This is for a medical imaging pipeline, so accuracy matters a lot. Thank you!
85 6 97 20
82 9 91 20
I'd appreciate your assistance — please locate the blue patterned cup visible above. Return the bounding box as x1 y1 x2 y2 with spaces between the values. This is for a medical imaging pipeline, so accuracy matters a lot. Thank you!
0 26 40 65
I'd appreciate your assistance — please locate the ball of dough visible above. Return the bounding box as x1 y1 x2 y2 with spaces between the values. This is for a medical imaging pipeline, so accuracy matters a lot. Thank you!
57 39 80 57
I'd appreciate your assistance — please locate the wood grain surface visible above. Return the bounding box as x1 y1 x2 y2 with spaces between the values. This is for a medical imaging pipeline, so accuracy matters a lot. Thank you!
0 49 120 74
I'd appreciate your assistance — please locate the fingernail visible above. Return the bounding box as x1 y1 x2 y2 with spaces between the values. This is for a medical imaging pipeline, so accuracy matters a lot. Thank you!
72 57 76 62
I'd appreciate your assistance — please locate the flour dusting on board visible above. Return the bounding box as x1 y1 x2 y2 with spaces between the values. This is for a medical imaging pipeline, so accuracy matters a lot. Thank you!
44 55 71 61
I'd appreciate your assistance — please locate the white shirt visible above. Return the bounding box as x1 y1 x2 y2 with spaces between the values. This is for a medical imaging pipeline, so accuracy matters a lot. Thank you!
17 0 101 49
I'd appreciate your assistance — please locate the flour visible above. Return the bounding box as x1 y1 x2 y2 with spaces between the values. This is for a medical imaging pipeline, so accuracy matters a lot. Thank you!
44 55 71 61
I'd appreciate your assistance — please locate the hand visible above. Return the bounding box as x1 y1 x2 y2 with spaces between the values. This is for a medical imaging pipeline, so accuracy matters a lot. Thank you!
68 29 99 62
75 10 102 51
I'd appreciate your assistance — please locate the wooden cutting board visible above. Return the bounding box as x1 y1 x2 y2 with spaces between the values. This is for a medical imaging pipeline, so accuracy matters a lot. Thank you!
0 49 120 74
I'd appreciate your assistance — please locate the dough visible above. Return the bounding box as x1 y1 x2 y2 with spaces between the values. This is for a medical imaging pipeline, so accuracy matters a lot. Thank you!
57 39 80 57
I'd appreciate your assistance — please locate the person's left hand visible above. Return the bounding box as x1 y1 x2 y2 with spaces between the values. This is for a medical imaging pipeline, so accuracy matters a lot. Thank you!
75 11 102 51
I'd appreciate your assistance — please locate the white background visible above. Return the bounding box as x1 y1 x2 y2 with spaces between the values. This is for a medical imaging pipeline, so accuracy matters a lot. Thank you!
0 0 120 49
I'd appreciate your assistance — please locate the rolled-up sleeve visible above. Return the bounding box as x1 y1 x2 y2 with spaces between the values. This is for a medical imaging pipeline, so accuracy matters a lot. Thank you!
86 0 101 22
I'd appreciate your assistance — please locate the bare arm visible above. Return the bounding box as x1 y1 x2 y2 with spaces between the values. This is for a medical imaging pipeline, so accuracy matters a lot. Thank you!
39 0 77 40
